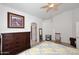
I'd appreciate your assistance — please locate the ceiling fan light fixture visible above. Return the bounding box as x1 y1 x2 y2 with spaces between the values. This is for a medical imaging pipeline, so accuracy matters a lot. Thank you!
49 4 54 7
41 3 61 12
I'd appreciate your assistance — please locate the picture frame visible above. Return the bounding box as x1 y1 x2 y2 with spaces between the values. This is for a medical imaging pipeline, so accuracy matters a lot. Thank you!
7 12 24 28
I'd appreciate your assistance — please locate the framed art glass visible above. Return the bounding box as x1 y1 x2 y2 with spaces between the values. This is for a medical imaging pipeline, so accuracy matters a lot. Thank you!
8 12 24 28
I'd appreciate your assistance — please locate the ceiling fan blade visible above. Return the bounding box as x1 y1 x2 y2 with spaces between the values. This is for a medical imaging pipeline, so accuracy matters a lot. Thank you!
53 7 58 11
53 4 60 10
46 7 53 12
41 5 48 8
48 3 53 5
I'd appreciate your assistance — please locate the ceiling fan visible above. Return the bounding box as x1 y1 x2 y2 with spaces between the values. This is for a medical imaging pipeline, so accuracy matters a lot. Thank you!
41 3 60 12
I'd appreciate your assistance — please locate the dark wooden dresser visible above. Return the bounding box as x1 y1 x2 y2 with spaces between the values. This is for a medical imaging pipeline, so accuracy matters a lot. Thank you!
1 32 30 55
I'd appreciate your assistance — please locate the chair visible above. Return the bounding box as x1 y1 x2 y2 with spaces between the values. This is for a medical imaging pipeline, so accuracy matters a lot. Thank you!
70 37 76 48
55 33 61 43
45 35 51 41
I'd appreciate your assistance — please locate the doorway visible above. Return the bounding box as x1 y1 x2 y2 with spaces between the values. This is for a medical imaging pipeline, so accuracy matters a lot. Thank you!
39 28 43 42
31 23 37 46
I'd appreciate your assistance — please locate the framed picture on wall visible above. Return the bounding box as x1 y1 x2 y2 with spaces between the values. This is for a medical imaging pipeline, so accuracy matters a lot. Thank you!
7 12 24 28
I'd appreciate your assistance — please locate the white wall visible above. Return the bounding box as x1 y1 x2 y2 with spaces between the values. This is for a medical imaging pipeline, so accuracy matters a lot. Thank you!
42 19 55 40
42 8 79 44
53 11 73 43
72 8 79 48
72 8 79 37
42 11 73 43
0 5 42 42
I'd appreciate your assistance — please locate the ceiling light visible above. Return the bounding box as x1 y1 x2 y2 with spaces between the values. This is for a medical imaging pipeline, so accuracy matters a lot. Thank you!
49 4 54 7
41 3 61 12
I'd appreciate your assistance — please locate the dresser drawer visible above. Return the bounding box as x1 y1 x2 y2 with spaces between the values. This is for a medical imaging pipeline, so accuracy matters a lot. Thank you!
2 43 15 50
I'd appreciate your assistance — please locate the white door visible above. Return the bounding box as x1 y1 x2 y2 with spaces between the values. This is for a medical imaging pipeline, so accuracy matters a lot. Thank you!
76 22 79 48
31 23 37 41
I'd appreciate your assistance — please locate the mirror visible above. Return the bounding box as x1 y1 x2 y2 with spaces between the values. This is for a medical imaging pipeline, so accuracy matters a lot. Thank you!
39 28 43 42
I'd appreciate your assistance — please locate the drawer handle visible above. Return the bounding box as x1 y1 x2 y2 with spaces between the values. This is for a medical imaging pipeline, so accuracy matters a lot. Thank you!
2 51 9 54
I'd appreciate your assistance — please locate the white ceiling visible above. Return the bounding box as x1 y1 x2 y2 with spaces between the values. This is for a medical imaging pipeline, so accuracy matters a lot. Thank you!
1 3 79 19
